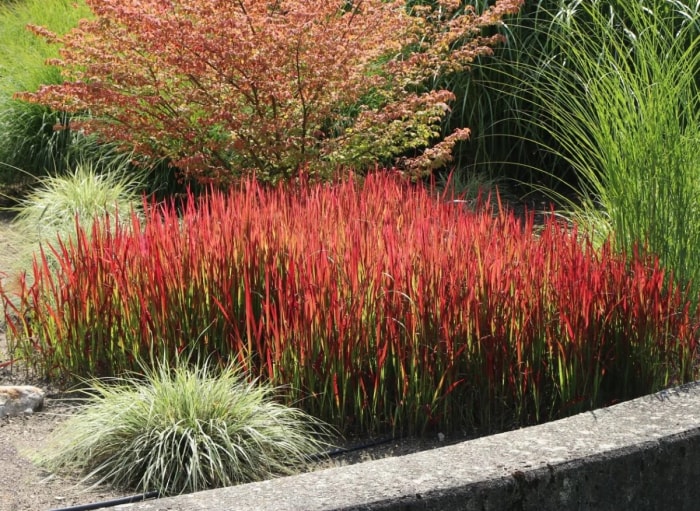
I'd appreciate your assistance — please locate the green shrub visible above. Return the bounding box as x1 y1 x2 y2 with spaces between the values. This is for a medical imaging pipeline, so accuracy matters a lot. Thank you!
36 357 334 495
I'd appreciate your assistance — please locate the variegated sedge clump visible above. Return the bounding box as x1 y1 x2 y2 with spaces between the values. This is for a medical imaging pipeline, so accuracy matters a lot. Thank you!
36 357 335 496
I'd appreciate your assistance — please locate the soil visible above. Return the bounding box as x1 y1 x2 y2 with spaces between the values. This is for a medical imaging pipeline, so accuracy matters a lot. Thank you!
0 352 128 511
0 214 461 511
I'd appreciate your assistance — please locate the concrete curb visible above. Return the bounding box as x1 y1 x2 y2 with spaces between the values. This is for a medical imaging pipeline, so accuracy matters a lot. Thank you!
121 382 700 511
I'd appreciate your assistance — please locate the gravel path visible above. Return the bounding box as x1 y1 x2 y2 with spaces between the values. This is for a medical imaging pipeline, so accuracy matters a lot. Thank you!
0 333 127 511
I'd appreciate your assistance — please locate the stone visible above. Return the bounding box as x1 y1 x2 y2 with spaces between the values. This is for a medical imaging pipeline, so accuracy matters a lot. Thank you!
0 385 45 418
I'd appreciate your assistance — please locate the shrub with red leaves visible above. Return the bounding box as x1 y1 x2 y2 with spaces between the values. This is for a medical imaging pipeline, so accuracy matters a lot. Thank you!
17 0 523 183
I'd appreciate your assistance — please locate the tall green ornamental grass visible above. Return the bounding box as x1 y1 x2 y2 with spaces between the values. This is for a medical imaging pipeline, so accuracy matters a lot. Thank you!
3 174 698 436
513 0 700 297
36 357 333 495
431 0 699 191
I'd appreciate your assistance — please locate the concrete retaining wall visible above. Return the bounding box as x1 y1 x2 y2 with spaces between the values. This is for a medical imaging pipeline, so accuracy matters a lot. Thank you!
121 382 700 511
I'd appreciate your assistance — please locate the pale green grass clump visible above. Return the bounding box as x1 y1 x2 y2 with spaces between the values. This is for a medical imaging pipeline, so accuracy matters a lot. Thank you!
12 160 144 244
36 359 335 496
5 160 145 284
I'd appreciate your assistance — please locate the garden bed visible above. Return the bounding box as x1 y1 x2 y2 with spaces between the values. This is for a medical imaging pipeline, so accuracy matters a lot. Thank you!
0 330 458 511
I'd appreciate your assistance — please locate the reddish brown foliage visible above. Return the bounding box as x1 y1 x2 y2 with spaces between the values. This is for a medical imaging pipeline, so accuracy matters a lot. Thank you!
3 174 698 434
18 0 522 184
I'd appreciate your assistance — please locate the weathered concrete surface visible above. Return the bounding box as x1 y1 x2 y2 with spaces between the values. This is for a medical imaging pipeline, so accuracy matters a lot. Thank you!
121 382 700 511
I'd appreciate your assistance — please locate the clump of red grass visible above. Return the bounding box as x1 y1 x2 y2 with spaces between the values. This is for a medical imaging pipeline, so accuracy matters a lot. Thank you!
2 173 698 435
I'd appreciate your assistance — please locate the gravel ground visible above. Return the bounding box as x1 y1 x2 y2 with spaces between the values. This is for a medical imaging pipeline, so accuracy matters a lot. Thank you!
0 362 127 511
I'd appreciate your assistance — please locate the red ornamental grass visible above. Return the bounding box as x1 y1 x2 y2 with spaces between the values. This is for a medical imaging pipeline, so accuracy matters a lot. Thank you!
2 173 698 435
